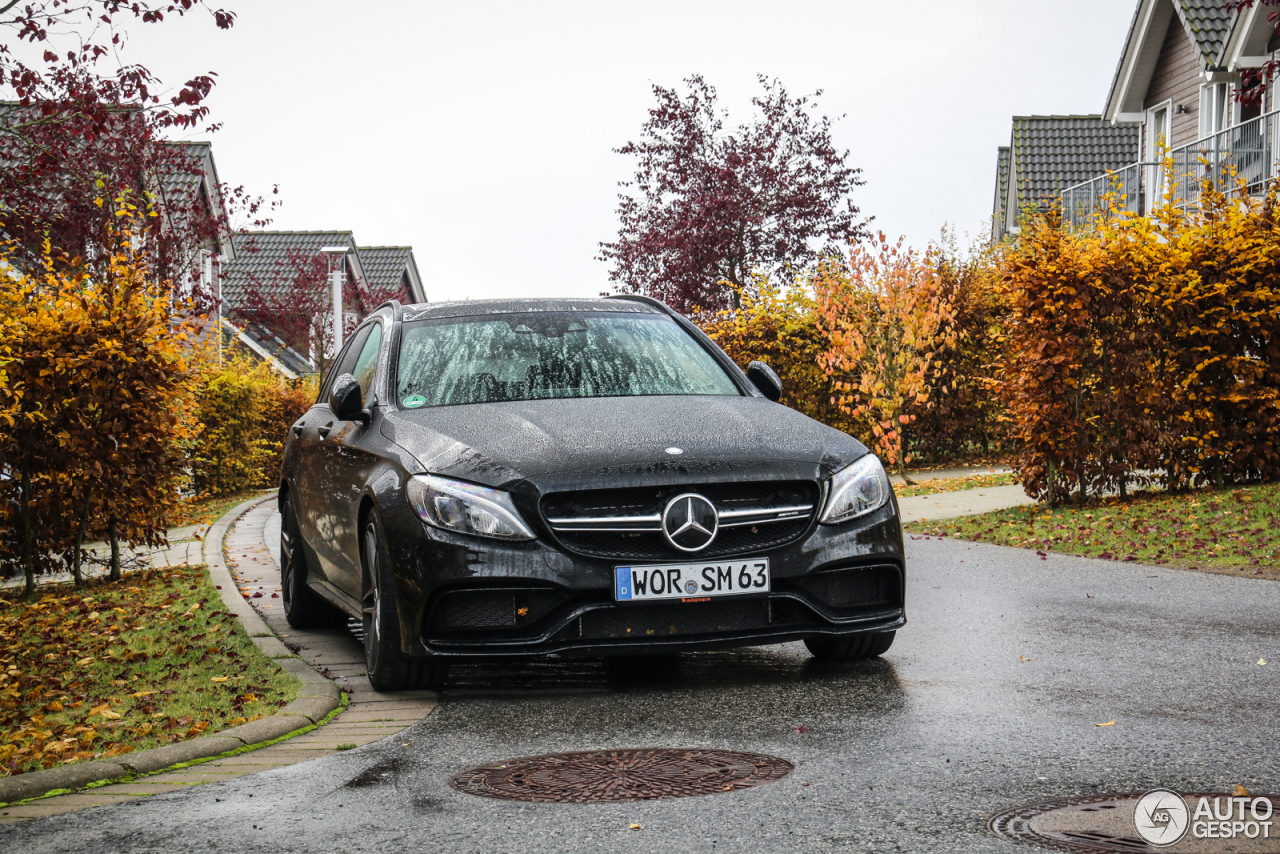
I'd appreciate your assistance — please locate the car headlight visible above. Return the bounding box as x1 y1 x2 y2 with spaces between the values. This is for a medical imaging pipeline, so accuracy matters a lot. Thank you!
819 454 891 524
407 475 535 541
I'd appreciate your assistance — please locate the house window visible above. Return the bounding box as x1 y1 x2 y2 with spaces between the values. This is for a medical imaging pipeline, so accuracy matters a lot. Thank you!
1200 83 1230 137
1147 102 1170 210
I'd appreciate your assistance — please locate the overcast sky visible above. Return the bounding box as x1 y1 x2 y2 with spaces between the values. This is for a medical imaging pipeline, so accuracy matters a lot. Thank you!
117 0 1137 302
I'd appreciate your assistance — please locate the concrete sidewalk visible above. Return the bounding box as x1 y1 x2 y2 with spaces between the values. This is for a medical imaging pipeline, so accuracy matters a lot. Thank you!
888 463 1012 485
896 483 1032 524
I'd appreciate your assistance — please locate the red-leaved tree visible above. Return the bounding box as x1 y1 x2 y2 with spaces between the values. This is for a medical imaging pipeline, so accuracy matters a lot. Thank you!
0 2 274 310
1224 1 1280 103
600 74 869 314
1 1 234 131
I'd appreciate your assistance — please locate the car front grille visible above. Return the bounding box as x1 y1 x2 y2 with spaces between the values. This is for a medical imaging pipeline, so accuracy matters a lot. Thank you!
576 596 822 640
540 480 820 561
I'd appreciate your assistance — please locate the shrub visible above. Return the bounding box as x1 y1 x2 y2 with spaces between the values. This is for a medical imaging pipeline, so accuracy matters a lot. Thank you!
191 354 316 496
695 235 1009 473
815 233 958 480
0 207 201 595
999 177 1280 503
905 233 1010 465
695 276 852 432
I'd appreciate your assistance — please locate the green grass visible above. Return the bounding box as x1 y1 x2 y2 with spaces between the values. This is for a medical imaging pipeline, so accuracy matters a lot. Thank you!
0 565 300 776
894 471 1016 498
906 483 1280 578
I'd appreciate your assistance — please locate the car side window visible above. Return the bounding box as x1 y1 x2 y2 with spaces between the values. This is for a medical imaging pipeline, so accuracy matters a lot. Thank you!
318 326 371 404
350 323 383 403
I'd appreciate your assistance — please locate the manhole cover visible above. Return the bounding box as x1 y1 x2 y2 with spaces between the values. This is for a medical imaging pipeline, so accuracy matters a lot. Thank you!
450 748 793 803
991 793 1280 853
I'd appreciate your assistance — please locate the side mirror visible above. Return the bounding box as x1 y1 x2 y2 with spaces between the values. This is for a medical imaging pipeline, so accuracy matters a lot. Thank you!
328 373 367 423
746 361 782 402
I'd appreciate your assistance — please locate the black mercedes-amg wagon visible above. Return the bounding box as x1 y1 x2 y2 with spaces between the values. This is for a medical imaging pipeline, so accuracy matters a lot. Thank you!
279 296 905 690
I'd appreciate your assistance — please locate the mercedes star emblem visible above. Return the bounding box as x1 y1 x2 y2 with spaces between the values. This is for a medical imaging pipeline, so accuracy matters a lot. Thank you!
661 493 719 553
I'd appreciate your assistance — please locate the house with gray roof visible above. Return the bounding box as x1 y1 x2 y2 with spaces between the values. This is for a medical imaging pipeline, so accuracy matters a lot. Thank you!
358 246 424 303
994 0 1280 233
221 231 426 377
156 141 236 304
992 117 1139 240
992 147 1010 238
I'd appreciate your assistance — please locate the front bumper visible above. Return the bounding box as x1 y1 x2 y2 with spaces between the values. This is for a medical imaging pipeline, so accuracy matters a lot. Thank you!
379 498 906 660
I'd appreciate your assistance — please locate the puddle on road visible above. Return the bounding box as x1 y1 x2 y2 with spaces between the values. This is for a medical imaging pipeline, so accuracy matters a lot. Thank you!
345 756 405 788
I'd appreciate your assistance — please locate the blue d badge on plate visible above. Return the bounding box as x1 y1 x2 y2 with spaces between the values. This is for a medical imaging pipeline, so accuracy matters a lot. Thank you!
615 567 633 601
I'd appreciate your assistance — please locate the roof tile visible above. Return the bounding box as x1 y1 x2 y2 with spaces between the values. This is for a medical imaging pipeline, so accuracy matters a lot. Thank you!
1009 116 1140 209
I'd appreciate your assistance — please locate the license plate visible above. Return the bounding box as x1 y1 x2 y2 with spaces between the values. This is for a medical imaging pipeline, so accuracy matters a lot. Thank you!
614 559 770 602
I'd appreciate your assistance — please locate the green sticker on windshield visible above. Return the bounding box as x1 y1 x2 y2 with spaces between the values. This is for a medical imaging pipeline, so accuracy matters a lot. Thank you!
402 395 426 409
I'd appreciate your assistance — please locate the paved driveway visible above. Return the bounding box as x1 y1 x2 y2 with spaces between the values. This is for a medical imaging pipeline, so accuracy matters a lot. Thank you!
6 537 1278 853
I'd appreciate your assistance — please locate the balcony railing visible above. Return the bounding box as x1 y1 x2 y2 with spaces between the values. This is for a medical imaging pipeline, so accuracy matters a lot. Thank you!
1062 163 1142 228
1061 108 1280 230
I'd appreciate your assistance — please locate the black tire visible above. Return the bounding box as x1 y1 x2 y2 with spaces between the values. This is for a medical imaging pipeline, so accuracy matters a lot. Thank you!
804 631 895 662
280 492 344 629
362 512 447 692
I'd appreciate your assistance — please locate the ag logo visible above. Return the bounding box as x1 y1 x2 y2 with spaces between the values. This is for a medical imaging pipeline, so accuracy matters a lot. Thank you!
1133 789 1190 846
661 493 719 553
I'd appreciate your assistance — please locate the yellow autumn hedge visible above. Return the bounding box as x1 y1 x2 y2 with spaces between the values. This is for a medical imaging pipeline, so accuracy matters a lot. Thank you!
696 236 1009 472
0 205 202 595
1001 178 1280 503
190 355 316 496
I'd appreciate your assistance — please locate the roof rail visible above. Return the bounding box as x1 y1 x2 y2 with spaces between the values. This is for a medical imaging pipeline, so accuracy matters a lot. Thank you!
606 293 675 316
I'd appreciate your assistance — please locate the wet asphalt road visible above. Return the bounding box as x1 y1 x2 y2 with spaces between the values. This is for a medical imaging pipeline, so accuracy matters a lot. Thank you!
8 537 1280 854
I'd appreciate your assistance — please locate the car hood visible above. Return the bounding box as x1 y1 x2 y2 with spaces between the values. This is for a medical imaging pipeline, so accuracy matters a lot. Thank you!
378 395 867 490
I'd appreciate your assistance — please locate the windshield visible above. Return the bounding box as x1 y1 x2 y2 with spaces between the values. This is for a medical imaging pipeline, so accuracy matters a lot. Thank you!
395 311 740 408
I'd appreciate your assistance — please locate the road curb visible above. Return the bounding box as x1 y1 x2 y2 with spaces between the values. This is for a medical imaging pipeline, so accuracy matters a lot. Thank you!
0 495 345 806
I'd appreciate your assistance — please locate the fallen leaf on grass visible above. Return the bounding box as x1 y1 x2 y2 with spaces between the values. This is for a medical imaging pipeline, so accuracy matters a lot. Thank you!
210 677 229 683
1095 720 1116 727
130 691 155 698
